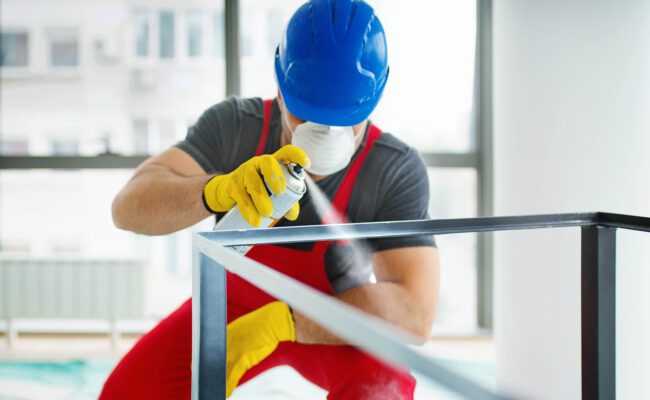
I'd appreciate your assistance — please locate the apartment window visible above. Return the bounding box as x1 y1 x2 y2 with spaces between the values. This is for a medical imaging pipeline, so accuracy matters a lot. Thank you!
159 11 175 59
214 10 225 59
0 138 29 155
134 10 150 57
1 32 29 66
50 138 79 155
46 28 79 67
187 11 203 57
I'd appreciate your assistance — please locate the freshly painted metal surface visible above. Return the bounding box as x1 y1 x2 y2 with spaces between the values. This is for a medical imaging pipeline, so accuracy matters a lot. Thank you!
192 212 650 400
192 250 227 400
581 226 616 400
193 234 507 400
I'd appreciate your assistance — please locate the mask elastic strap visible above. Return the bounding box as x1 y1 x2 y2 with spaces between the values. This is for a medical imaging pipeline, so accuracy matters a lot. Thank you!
281 106 296 135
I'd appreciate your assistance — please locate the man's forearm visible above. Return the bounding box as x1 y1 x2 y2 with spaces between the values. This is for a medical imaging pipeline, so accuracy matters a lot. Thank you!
112 163 215 235
293 281 432 346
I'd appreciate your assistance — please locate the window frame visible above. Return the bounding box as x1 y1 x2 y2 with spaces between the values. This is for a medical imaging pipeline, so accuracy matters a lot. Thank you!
0 0 494 331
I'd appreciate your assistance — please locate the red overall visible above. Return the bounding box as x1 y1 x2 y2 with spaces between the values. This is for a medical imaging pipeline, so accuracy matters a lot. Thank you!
100 100 415 400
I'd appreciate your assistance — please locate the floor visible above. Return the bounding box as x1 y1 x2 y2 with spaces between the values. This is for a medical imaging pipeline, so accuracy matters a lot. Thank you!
0 333 495 399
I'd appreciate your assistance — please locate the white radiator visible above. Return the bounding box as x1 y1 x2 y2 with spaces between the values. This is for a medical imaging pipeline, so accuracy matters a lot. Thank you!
0 256 146 343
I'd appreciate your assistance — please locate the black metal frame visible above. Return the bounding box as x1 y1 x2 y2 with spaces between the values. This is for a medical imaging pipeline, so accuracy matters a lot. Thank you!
194 212 650 399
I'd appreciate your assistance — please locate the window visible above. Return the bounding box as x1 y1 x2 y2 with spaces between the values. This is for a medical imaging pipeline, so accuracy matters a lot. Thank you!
1 1 227 318
0 138 29 155
370 0 476 153
1 32 29 66
240 0 301 97
133 10 150 57
159 10 175 59
50 138 79 155
46 28 79 67
374 0 480 332
0 170 210 317
214 10 225 59
427 168 479 331
1 0 489 335
187 11 203 57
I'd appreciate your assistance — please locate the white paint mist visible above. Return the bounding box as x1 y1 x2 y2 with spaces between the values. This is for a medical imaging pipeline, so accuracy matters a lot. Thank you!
303 175 374 282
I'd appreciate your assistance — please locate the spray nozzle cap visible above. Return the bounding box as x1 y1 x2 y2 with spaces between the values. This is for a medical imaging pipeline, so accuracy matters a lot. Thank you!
287 163 304 179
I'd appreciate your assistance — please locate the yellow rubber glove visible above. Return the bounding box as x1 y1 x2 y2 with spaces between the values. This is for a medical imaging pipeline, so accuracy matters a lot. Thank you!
203 145 310 226
226 301 296 397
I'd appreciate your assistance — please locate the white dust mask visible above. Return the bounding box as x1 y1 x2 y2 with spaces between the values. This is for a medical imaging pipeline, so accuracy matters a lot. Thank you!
289 121 356 176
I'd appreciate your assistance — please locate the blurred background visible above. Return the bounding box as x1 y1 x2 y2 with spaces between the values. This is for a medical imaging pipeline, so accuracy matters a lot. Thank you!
1 0 649 399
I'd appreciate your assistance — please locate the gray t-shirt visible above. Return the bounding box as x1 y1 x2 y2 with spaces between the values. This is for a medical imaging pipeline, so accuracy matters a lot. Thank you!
176 96 435 293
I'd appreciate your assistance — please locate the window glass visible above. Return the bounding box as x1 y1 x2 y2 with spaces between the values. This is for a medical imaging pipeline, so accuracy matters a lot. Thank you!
1 32 29 66
0 170 212 317
159 10 175 59
0 138 29 155
50 138 79 155
370 0 477 152
266 8 284 55
50 41 79 67
133 10 150 57
187 10 203 57
240 0 302 98
1 2 226 157
213 10 225 59
1 1 227 322
427 167 478 332
46 28 79 67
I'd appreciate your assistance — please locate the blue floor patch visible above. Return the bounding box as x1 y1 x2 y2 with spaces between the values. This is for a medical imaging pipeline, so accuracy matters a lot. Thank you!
0 360 116 399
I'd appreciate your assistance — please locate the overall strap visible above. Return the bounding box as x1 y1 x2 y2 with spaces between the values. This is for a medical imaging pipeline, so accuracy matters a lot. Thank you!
255 99 274 156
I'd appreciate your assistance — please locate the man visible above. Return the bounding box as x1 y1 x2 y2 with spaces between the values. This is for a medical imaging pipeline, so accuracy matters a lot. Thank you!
101 0 439 399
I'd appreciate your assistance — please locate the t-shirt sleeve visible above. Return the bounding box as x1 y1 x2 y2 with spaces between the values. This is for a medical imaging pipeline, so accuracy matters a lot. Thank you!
369 147 436 252
175 96 244 174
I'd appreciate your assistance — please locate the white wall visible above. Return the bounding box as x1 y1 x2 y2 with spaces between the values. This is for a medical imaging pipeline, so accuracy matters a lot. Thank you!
493 0 650 399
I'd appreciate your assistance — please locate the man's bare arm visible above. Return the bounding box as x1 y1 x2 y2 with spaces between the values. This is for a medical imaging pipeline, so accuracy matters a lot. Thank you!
112 147 215 235
293 246 440 345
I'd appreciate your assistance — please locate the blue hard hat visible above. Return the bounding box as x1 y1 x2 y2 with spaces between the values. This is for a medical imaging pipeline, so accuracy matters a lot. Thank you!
275 0 389 126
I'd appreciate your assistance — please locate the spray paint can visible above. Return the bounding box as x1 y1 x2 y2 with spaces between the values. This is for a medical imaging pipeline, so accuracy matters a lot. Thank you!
213 162 307 255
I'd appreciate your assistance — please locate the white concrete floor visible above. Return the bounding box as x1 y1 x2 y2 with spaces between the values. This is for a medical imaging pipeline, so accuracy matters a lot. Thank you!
0 333 495 400
0 332 494 362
